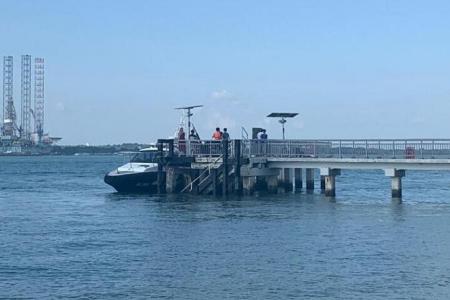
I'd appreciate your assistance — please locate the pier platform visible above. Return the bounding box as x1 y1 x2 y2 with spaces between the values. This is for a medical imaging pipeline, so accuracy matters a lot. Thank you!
156 139 450 199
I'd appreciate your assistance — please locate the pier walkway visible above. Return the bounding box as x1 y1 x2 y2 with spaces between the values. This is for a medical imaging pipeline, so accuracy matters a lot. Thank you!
157 139 450 198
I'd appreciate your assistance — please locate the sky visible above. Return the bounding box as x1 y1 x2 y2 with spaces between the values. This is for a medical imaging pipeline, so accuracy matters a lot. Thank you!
1 0 450 145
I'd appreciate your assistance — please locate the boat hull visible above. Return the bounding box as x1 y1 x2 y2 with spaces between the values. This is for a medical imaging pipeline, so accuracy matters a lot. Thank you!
104 169 162 193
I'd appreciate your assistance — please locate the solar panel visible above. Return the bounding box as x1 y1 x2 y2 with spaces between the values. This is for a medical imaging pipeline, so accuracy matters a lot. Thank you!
175 105 204 110
267 112 298 118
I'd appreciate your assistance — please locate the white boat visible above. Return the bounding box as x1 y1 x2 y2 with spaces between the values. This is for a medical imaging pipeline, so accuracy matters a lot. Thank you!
104 147 161 193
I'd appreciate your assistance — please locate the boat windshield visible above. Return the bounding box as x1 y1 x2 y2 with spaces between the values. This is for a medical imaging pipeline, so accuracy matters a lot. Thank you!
130 151 158 163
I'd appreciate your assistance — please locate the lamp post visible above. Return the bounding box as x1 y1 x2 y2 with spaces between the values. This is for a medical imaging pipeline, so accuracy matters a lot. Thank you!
267 113 298 140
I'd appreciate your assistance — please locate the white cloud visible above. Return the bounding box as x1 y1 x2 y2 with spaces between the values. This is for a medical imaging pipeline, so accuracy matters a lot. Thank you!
210 89 240 104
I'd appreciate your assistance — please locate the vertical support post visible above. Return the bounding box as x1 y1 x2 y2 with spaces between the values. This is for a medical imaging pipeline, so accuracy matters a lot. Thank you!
157 142 165 194
283 168 292 192
365 140 368 158
378 140 381 157
325 176 336 197
222 139 229 196
288 140 291 157
168 139 174 157
212 168 218 197
191 169 199 195
320 175 326 193
385 169 405 199
294 168 302 191
266 175 278 194
432 140 435 158
234 140 242 195
306 168 314 191
392 141 396 158
420 140 424 159
243 176 256 195
291 168 296 193
352 140 355 157
165 167 176 193
320 168 341 197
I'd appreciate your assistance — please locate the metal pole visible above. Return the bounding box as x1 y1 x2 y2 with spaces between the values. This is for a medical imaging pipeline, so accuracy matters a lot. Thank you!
187 108 191 156
420 140 423 159
365 140 368 159
222 139 229 196
339 140 342 158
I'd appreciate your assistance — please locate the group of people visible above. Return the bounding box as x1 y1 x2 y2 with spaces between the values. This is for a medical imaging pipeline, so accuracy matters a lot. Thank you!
178 127 268 142
177 128 200 141
177 127 201 153
211 127 230 141
177 127 269 154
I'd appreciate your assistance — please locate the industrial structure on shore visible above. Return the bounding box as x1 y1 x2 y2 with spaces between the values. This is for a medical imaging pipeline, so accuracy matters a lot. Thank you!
1 55 60 154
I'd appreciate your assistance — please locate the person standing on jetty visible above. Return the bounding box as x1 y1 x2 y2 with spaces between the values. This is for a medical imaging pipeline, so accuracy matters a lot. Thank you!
212 127 223 140
259 129 268 155
178 127 186 154
222 128 230 140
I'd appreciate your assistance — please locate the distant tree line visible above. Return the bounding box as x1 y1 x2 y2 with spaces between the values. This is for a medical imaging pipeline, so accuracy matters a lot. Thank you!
49 143 150 155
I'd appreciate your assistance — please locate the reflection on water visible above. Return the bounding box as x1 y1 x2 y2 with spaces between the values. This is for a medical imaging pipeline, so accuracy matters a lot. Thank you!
1 156 450 298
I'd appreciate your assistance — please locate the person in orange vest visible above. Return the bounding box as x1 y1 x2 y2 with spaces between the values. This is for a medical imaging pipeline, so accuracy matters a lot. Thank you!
212 127 222 140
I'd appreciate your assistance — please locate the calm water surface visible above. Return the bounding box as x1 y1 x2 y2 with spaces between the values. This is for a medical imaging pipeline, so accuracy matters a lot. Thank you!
1 155 450 299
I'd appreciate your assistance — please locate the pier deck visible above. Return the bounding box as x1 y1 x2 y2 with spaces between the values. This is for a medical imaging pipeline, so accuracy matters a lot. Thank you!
157 139 450 199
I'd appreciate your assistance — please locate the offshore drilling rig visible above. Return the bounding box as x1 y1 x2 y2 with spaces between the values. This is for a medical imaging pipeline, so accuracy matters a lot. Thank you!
1 55 60 154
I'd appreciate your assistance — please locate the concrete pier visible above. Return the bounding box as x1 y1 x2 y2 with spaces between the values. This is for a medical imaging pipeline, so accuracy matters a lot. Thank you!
294 168 303 192
243 176 256 195
320 168 341 197
266 175 278 194
385 169 405 198
155 138 450 200
283 168 292 192
306 168 314 191
320 175 326 193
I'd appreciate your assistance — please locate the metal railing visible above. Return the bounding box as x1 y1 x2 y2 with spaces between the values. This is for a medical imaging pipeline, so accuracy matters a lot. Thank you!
173 139 450 160
176 140 235 158
241 139 450 159
180 154 224 193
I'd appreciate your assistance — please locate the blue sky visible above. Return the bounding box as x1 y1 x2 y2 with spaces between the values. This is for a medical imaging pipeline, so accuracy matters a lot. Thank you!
1 0 450 144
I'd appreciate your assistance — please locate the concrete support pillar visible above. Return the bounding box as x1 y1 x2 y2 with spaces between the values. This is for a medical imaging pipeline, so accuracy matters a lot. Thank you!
212 168 218 197
306 168 315 191
320 168 341 197
165 167 176 194
385 169 405 198
325 176 336 197
283 168 292 192
266 175 278 194
320 175 326 193
190 169 199 195
234 140 242 195
243 176 256 195
294 168 303 192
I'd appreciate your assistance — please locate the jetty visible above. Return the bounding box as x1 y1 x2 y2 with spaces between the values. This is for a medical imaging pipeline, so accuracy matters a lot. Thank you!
155 137 450 199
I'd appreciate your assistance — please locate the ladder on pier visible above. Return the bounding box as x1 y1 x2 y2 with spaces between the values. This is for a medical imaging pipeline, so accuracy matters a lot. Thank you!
180 156 237 195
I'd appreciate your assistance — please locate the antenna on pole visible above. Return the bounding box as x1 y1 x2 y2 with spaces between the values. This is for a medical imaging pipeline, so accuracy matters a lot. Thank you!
174 105 203 155
267 112 298 140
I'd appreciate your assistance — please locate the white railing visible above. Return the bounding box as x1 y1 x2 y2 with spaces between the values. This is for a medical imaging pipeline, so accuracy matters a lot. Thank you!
242 139 450 159
173 139 450 160
179 140 235 158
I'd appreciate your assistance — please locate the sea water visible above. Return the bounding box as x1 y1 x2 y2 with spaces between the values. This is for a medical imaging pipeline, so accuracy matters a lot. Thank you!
1 155 450 299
